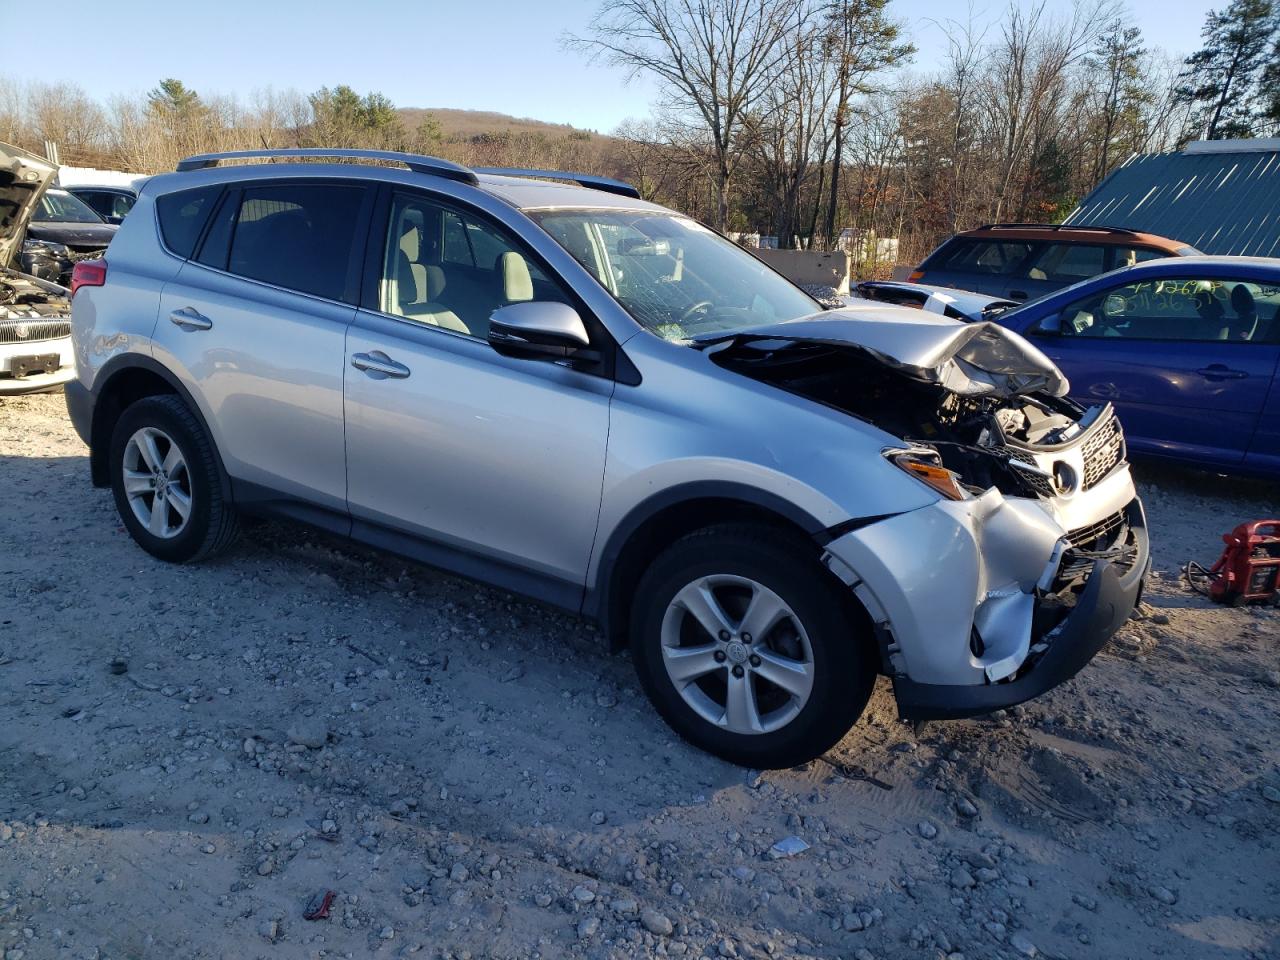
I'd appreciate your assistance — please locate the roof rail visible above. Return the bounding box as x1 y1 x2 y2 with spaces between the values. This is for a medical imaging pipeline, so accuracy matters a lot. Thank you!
473 167 641 199
974 221 1141 236
175 149 479 185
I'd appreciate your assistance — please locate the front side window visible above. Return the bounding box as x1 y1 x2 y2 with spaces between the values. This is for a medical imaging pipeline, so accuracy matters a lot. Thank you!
225 184 365 301
1059 277 1280 342
528 209 819 340
379 193 569 339
36 191 103 224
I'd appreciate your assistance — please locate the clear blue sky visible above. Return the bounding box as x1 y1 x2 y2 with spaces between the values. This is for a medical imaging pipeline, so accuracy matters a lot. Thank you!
0 0 1218 132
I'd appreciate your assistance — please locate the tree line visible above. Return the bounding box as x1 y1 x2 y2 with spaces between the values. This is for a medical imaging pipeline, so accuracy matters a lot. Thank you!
2 0 1278 273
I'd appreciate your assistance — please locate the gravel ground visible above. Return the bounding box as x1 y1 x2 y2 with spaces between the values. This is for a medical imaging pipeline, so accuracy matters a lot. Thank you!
1 390 1278 960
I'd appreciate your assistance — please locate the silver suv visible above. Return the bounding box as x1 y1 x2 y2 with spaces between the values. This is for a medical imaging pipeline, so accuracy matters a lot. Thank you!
66 149 1149 768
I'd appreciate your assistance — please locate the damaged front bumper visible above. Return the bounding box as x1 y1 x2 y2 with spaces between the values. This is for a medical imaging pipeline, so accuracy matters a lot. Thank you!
822 480 1148 720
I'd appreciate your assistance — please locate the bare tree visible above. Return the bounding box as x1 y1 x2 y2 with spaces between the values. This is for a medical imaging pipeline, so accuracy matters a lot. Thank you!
569 0 800 228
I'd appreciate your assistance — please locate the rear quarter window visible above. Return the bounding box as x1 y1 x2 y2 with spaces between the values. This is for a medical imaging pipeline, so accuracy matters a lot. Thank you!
155 185 222 258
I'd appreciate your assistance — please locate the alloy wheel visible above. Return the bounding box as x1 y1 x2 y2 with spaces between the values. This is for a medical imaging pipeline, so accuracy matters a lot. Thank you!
659 574 815 735
122 426 193 540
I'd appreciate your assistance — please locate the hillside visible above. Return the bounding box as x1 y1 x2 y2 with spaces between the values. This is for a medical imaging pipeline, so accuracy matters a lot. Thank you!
398 107 601 140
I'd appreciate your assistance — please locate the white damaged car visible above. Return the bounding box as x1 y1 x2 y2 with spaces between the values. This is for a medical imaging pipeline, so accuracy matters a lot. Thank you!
1 142 77 395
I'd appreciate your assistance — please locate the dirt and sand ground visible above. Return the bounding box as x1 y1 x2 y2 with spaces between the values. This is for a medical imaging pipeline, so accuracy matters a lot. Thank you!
1 391 1277 960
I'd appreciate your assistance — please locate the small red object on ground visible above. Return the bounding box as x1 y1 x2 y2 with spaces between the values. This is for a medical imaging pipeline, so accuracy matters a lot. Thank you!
1205 520 1280 605
304 889 336 921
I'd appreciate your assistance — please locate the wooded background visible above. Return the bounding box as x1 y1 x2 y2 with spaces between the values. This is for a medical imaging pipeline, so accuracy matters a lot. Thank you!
3 0 1278 271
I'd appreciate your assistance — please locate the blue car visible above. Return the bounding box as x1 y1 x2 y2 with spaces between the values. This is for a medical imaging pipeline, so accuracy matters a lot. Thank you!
991 257 1280 478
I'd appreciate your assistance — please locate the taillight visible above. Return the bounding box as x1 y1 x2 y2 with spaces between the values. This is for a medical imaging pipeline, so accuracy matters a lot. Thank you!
71 259 107 297
907 270 925 282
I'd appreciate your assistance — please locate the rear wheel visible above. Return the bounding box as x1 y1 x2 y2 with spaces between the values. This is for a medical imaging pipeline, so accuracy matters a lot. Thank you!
109 395 239 563
631 524 876 768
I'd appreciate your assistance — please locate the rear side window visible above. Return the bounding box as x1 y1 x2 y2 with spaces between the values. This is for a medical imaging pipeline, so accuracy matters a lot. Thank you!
156 185 222 258
930 239 1034 276
1027 243 1107 282
1114 246 1169 267
225 184 366 301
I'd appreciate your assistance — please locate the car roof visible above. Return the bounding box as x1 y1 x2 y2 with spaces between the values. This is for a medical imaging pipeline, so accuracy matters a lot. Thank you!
155 150 665 214
956 223 1189 250
1007 254 1280 315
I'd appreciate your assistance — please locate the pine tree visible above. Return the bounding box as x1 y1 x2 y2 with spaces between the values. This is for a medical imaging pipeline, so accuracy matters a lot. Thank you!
1174 0 1277 140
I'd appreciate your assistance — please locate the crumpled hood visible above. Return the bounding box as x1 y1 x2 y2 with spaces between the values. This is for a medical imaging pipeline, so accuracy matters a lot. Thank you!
703 305 1069 398
25 220 118 248
0 141 58 270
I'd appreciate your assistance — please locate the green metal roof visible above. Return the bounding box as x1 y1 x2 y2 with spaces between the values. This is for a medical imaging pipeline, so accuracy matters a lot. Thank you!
1064 141 1280 257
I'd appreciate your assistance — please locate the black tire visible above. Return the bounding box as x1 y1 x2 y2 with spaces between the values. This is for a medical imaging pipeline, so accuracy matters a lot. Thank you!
631 523 876 768
109 394 239 563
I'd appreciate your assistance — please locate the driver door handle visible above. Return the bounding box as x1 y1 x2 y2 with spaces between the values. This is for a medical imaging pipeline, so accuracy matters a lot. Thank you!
169 307 212 331
351 350 411 380
1196 364 1248 381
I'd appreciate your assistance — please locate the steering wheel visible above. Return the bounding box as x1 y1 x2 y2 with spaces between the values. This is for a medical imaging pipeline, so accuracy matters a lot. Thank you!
679 300 714 323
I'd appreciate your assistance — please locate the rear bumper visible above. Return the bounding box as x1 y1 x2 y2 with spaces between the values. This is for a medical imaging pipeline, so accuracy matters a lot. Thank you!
892 508 1148 719
64 377 94 445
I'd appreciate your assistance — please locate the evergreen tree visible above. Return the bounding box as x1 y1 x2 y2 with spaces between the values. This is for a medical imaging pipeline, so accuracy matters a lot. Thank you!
1174 0 1277 140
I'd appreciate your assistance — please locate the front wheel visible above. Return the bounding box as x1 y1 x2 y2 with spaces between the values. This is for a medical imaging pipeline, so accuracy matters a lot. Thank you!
631 524 876 768
109 394 239 563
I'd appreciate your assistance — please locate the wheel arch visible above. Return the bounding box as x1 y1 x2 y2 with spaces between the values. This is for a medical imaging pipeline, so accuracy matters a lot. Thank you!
88 355 231 501
585 482 835 651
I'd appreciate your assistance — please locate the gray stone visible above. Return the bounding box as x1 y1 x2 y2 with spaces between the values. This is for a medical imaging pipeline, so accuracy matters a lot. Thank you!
641 907 674 936
1009 931 1038 957
571 884 596 903
1149 884 1178 905
286 718 328 749
955 797 979 818
768 836 810 859
256 857 274 876
917 821 938 839
950 867 976 889
449 863 469 883
577 916 600 940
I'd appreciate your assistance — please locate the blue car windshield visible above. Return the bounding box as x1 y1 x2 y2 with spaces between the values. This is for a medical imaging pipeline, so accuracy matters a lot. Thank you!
529 209 820 340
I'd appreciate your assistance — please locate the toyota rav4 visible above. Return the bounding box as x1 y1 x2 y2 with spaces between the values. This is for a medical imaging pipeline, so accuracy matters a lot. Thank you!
66 149 1149 768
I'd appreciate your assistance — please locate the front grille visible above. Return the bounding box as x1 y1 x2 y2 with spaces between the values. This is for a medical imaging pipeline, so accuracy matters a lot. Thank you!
1066 510 1127 551
1082 414 1125 489
1059 509 1137 582
1006 450 1055 497
0 319 71 345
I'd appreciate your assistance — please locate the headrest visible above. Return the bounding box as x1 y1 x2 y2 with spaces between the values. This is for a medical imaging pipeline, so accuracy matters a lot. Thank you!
500 251 533 302
399 224 420 262
1230 283 1256 316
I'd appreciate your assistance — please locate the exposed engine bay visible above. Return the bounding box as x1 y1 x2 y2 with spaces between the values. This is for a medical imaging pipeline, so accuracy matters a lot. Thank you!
707 335 1122 501
1 266 70 322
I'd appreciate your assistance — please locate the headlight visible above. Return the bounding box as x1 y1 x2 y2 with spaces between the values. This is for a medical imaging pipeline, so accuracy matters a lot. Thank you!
21 239 70 258
885 447 969 501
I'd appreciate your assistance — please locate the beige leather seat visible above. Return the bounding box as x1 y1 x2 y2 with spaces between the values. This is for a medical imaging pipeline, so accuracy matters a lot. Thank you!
387 223 470 334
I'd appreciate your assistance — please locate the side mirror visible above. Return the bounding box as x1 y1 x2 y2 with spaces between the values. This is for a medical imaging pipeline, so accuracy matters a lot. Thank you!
105 214 125 225
488 301 599 363
1032 312 1063 336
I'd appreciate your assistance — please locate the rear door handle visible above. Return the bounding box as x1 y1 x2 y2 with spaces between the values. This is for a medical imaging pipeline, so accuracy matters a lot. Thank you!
169 307 212 331
1008 289 1029 301
1195 364 1249 381
351 350 410 380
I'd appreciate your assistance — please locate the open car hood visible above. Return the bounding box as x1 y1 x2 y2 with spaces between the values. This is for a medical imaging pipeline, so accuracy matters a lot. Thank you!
700 306 1069 398
0 141 58 270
